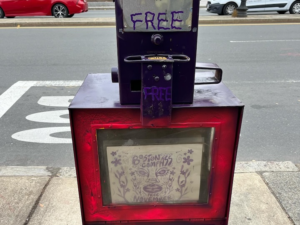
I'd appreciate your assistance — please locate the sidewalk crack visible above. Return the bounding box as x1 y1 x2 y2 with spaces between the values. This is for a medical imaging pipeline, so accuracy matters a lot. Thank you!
23 167 60 225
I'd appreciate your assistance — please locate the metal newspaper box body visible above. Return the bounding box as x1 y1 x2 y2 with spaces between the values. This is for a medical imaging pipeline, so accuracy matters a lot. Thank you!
69 75 243 225
69 0 244 224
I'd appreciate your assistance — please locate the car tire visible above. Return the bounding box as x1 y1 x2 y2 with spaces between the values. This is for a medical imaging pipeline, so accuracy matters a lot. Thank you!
277 11 287 14
0 7 4 18
7 16 16 18
67 14 74 18
52 4 69 18
289 1 300 14
222 2 238 15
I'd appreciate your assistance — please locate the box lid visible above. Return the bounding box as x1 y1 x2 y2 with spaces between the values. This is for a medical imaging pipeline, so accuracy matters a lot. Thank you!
69 73 244 109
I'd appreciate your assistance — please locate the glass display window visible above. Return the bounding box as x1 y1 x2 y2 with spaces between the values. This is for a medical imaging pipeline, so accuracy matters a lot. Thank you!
96 127 214 206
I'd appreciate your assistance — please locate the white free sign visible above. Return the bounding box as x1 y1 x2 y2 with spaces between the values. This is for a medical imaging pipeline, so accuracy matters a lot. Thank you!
0 81 82 144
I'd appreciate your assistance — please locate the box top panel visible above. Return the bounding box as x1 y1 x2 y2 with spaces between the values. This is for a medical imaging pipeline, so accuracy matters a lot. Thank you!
69 74 243 109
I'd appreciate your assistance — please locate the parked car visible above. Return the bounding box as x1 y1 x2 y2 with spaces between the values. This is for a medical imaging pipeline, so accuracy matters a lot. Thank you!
0 0 88 18
207 0 300 15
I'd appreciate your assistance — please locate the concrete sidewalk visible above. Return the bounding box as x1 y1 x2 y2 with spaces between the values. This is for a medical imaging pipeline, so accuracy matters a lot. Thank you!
0 161 299 225
1 15 300 28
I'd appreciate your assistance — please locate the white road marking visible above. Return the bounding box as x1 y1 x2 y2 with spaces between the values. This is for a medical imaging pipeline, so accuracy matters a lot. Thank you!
34 81 82 86
0 81 37 118
26 110 70 124
0 81 82 119
230 40 300 43
226 80 300 84
38 96 74 107
12 127 71 144
12 96 73 143
0 82 78 144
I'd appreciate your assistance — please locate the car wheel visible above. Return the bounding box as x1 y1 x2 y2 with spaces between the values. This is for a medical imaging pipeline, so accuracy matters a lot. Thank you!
7 16 16 18
289 1 300 14
52 4 69 18
0 7 4 18
223 2 238 15
67 14 74 18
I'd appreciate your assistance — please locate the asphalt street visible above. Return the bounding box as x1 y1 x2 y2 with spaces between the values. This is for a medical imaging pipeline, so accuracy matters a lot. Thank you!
0 24 300 167
8 8 280 19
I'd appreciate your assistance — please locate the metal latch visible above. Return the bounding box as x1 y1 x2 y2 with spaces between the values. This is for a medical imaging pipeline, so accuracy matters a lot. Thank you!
125 54 190 126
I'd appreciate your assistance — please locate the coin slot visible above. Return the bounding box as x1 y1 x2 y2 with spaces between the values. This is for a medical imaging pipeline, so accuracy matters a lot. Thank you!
131 80 141 92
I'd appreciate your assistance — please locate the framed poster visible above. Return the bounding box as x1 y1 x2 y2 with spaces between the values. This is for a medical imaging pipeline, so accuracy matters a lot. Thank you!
97 127 214 206
106 144 203 205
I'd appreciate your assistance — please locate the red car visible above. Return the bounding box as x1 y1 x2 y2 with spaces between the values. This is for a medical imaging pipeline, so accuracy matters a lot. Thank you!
0 0 88 18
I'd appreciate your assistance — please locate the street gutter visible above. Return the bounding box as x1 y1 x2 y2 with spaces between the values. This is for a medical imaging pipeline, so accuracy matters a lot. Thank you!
0 15 300 27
